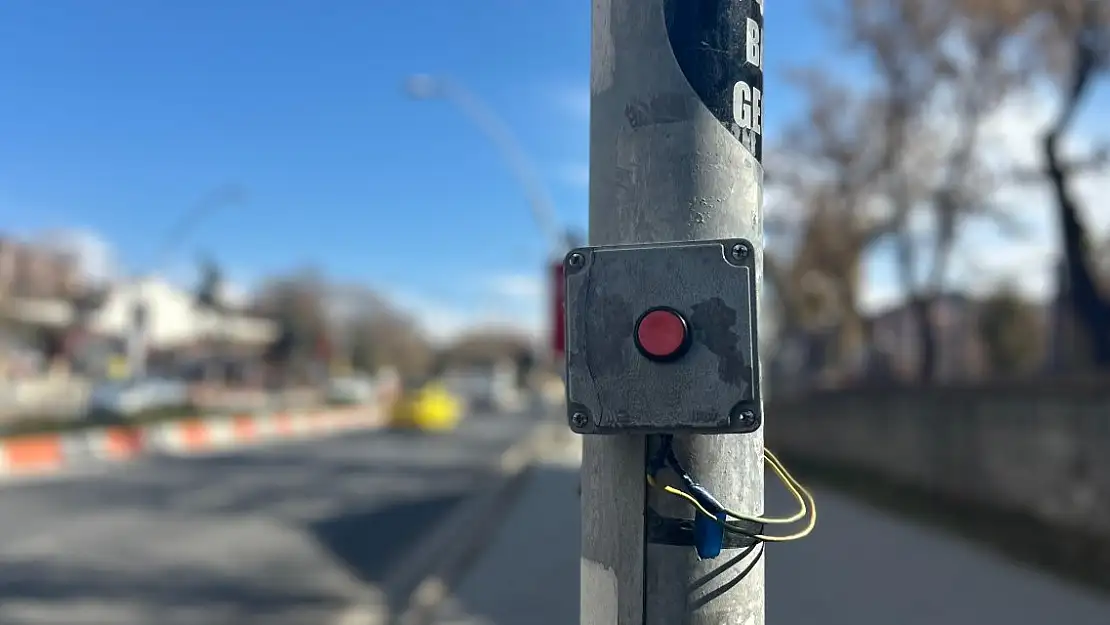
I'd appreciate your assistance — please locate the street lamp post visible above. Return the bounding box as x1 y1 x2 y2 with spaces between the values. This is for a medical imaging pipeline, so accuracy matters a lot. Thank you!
404 75 576 373
125 185 246 379
402 74 572 256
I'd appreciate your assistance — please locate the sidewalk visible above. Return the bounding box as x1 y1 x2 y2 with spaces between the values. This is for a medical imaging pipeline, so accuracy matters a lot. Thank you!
429 434 1110 625
429 430 581 625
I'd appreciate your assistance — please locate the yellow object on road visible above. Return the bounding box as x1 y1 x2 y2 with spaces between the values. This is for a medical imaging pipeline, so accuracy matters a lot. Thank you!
390 382 462 432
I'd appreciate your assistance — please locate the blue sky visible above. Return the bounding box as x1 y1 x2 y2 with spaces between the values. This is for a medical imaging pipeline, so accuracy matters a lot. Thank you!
0 1 1106 337
0 0 837 334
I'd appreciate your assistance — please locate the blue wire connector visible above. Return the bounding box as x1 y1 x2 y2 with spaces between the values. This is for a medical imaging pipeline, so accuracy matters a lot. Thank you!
693 508 726 559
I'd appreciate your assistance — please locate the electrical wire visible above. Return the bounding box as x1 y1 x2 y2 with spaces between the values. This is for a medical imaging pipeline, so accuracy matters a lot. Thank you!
647 458 813 541
645 436 817 543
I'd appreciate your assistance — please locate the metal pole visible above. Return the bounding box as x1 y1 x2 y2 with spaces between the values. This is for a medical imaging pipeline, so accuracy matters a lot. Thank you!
583 0 766 624
404 76 576 372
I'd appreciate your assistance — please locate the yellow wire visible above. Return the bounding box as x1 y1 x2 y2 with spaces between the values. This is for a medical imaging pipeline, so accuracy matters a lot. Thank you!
644 447 805 523
645 447 817 542
643 450 808 523
727 449 808 524
655 456 816 542
755 450 817 542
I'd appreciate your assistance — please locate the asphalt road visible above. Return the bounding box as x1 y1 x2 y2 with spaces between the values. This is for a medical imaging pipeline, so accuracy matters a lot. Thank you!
0 411 537 625
430 442 1110 625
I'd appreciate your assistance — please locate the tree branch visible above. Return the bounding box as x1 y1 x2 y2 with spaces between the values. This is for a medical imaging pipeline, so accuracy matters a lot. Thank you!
1042 0 1110 367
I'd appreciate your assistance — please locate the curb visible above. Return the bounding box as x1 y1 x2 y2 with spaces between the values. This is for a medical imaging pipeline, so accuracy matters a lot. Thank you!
396 422 562 625
0 403 391 483
336 421 566 625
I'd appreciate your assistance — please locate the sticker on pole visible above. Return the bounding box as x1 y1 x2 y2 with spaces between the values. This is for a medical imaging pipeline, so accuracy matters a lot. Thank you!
664 0 764 162
562 240 762 435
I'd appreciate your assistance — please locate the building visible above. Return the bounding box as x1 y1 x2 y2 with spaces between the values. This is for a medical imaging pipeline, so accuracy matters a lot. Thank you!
93 277 274 350
770 293 990 390
93 277 278 381
0 235 83 302
0 236 275 378
864 293 987 383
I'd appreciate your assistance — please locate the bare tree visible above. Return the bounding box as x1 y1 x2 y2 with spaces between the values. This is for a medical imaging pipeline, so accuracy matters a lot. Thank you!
958 0 1110 368
896 5 1027 381
317 282 435 381
254 269 331 386
779 0 1029 381
767 74 901 380
1032 0 1110 366
978 282 1047 376
1096 232 1110 283
346 309 434 381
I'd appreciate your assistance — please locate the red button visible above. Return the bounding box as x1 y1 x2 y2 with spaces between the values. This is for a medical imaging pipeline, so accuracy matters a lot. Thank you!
635 308 689 360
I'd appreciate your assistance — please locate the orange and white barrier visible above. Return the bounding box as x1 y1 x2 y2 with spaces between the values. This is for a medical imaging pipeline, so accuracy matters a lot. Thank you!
0 404 388 480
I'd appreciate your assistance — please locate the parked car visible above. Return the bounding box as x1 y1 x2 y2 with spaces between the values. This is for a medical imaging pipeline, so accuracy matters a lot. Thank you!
86 377 190 421
389 380 462 432
441 366 523 414
326 375 376 405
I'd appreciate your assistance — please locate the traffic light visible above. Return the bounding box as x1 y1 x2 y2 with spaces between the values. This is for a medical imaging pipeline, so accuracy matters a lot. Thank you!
550 259 566 359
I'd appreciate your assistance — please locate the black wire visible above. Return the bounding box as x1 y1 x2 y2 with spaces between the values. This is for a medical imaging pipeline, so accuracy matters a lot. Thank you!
665 443 723 511
647 434 673 478
647 434 765 540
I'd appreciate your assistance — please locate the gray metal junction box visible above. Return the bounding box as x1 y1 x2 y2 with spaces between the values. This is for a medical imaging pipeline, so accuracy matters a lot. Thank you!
563 238 762 435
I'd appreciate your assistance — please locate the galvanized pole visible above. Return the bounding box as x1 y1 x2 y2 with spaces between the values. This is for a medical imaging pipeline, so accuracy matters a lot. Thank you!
582 0 766 624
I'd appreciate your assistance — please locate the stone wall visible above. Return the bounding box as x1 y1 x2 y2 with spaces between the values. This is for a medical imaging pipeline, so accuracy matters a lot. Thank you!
768 381 1110 537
